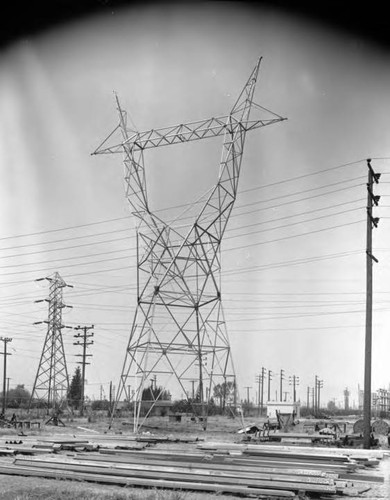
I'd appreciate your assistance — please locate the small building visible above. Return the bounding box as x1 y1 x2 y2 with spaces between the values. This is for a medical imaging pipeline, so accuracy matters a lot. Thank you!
266 401 300 420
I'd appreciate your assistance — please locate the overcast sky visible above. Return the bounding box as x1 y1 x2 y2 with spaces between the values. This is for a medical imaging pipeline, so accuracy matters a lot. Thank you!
1 2 390 409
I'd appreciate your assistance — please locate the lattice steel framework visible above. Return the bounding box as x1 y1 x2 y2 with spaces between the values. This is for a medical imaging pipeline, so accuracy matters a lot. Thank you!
94 58 286 431
30 272 72 414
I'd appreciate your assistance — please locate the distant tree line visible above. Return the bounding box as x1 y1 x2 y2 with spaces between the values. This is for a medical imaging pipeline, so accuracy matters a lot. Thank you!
2 373 237 417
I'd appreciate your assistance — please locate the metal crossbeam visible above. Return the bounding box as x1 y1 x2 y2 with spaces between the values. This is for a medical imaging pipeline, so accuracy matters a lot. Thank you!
93 114 284 155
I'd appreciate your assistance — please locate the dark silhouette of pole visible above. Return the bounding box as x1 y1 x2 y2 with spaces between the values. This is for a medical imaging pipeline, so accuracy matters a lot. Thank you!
0 337 12 415
267 370 272 402
280 369 284 402
73 325 94 416
256 367 266 416
244 386 252 404
317 379 324 411
260 367 265 415
233 375 237 409
255 374 261 414
289 375 299 403
6 378 10 410
364 159 380 449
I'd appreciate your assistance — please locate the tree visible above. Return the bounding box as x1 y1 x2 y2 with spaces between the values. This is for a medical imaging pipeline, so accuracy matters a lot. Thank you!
141 384 171 402
213 381 235 410
67 367 82 410
5 384 31 409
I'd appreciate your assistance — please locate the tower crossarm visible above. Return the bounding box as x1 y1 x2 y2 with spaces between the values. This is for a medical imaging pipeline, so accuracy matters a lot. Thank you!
93 111 285 155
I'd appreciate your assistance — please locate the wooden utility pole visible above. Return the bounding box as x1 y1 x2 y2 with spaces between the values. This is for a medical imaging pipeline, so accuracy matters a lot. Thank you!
244 386 252 404
0 337 12 415
255 374 261 414
73 325 94 417
289 375 299 403
109 381 113 412
267 370 272 402
364 159 380 449
280 369 284 402
255 367 266 416
190 380 196 399
260 367 266 415
317 379 323 412
6 378 10 410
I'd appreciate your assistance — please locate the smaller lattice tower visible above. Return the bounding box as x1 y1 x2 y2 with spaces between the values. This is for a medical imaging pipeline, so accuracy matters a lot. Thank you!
30 272 73 422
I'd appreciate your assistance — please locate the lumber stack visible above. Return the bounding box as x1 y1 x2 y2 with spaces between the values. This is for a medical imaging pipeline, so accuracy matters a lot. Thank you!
0 454 337 497
0 436 386 497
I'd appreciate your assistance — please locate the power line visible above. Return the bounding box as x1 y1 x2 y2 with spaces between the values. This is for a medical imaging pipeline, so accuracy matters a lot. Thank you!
0 216 131 242
0 214 365 279
224 219 365 253
0 191 364 258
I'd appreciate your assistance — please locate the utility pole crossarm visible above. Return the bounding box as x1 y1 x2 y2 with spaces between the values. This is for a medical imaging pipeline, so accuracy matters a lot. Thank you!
92 113 286 155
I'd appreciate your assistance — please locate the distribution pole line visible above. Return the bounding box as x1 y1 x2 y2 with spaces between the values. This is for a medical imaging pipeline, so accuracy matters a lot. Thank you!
0 337 12 415
364 158 381 449
73 325 94 417
314 375 318 415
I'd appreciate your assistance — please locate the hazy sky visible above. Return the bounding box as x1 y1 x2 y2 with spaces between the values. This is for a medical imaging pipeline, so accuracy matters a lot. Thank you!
1 2 390 409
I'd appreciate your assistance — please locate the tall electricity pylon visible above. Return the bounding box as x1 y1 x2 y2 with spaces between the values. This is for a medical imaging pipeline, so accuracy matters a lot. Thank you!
30 272 73 423
94 58 286 431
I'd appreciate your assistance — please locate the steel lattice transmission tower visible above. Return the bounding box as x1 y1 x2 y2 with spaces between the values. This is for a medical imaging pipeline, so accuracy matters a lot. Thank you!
93 58 286 431
30 272 73 420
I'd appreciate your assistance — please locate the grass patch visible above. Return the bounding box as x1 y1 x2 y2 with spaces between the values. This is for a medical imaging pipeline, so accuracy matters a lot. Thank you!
0 485 189 500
